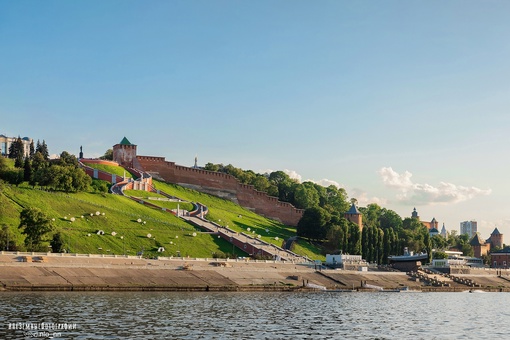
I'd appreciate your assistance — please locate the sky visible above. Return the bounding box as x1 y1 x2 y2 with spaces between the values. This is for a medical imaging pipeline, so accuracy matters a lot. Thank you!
1 1 509 238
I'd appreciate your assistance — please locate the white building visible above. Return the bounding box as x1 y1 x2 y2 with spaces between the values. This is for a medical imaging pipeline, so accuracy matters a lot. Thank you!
325 254 366 269
0 134 33 157
460 220 477 238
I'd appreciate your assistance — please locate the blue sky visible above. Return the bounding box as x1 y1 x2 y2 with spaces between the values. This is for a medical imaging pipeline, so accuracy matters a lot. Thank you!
2 1 509 238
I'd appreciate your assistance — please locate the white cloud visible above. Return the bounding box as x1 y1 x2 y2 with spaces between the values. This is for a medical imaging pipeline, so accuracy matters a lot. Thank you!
261 169 347 189
315 178 342 188
283 169 302 182
349 188 388 206
379 167 492 205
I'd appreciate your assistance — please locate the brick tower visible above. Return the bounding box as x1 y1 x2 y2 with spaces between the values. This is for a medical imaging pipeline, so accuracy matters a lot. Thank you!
113 137 137 168
345 202 363 230
490 228 504 249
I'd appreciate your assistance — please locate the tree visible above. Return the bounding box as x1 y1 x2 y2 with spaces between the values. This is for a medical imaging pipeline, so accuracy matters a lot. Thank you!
91 179 109 193
362 225 369 260
23 157 32 182
204 162 221 172
347 222 361 255
8 136 23 160
294 182 320 209
324 185 349 214
252 175 270 192
18 207 53 251
14 154 24 168
29 140 35 159
0 225 17 251
424 231 432 263
35 140 49 160
71 166 91 192
47 165 91 192
431 234 447 250
376 228 384 264
379 208 403 232
0 154 7 171
297 206 331 240
360 204 382 229
58 151 78 167
383 227 393 264
99 149 113 161
433 251 448 259
50 232 66 253
269 171 297 203
461 243 474 257
323 225 345 255
1 168 24 186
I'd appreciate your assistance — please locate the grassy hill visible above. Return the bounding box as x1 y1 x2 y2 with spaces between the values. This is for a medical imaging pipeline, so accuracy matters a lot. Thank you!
82 163 136 178
0 182 324 260
0 161 324 260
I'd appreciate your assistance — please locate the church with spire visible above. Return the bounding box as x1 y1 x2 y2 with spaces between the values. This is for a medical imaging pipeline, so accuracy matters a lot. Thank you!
411 207 440 231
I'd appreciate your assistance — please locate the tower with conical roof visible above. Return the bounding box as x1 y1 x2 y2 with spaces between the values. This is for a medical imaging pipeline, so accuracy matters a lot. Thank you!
470 233 489 258
411 207 419 220
113 137 137 168
489 227 504 249
430 217 438 230
440 223 447 238
345 202 363 230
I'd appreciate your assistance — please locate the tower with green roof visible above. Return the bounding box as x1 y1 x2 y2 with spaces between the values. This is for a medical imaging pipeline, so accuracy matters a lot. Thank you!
113 137 137 168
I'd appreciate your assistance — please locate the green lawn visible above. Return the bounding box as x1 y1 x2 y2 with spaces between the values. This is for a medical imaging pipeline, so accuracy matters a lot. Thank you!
83 163 136 178
152 181 299 248
0 183 246 258
0 175 324 260
124 189 194 212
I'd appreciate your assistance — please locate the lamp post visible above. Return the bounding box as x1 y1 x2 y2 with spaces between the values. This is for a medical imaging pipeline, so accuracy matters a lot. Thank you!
121 236 125 256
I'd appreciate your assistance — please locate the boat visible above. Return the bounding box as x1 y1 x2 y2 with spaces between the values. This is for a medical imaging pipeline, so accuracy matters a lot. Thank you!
379 286 418 293
388 247 428 263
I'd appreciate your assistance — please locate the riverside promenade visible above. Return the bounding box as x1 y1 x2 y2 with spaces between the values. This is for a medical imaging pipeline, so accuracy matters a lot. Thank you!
3 252 510 292
0 252 326 292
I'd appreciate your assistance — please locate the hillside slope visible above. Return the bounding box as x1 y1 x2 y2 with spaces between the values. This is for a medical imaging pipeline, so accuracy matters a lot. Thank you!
0 179 324 260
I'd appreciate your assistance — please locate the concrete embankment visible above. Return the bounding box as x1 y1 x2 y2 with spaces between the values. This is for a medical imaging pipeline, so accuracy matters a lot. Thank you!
0 253 330 292
2 253 510 292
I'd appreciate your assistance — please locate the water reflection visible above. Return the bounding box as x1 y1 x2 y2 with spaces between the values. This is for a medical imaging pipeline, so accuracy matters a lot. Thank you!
0 291 508 339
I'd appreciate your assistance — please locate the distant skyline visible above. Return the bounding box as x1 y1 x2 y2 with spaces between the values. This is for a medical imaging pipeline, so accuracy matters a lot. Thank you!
2 1 509 238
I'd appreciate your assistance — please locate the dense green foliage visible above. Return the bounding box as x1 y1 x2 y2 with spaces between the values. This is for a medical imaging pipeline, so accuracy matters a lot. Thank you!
99 149 113 160
18 207 54 251
203 164 350 214
0 149 482 263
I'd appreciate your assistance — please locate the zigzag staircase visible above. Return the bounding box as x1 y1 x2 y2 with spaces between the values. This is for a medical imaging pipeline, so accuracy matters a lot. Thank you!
79 160 307 262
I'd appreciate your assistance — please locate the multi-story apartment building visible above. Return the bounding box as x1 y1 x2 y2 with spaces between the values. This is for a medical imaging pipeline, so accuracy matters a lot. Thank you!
460 220 478 238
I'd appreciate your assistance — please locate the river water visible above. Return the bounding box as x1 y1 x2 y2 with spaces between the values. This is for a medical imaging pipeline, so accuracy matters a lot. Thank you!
0 291 508 339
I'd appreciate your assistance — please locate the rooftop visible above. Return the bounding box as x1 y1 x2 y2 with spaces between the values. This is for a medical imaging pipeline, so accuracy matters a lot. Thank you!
346 203 360 215
119 137 133 146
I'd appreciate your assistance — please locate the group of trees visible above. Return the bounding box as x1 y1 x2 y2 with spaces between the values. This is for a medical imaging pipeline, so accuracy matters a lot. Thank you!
299 200 485 264
204 164 350 214
0 139 94 252
297 202 437 264
1 207 63 252
203 163 441 264
1 140 91 192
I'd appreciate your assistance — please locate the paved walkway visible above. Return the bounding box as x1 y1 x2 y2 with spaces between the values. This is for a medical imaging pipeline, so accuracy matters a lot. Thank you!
182 216 307 263
84 163 308 263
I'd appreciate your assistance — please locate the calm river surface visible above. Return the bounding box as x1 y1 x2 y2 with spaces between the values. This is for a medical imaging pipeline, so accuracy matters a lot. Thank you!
1 291 509 339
